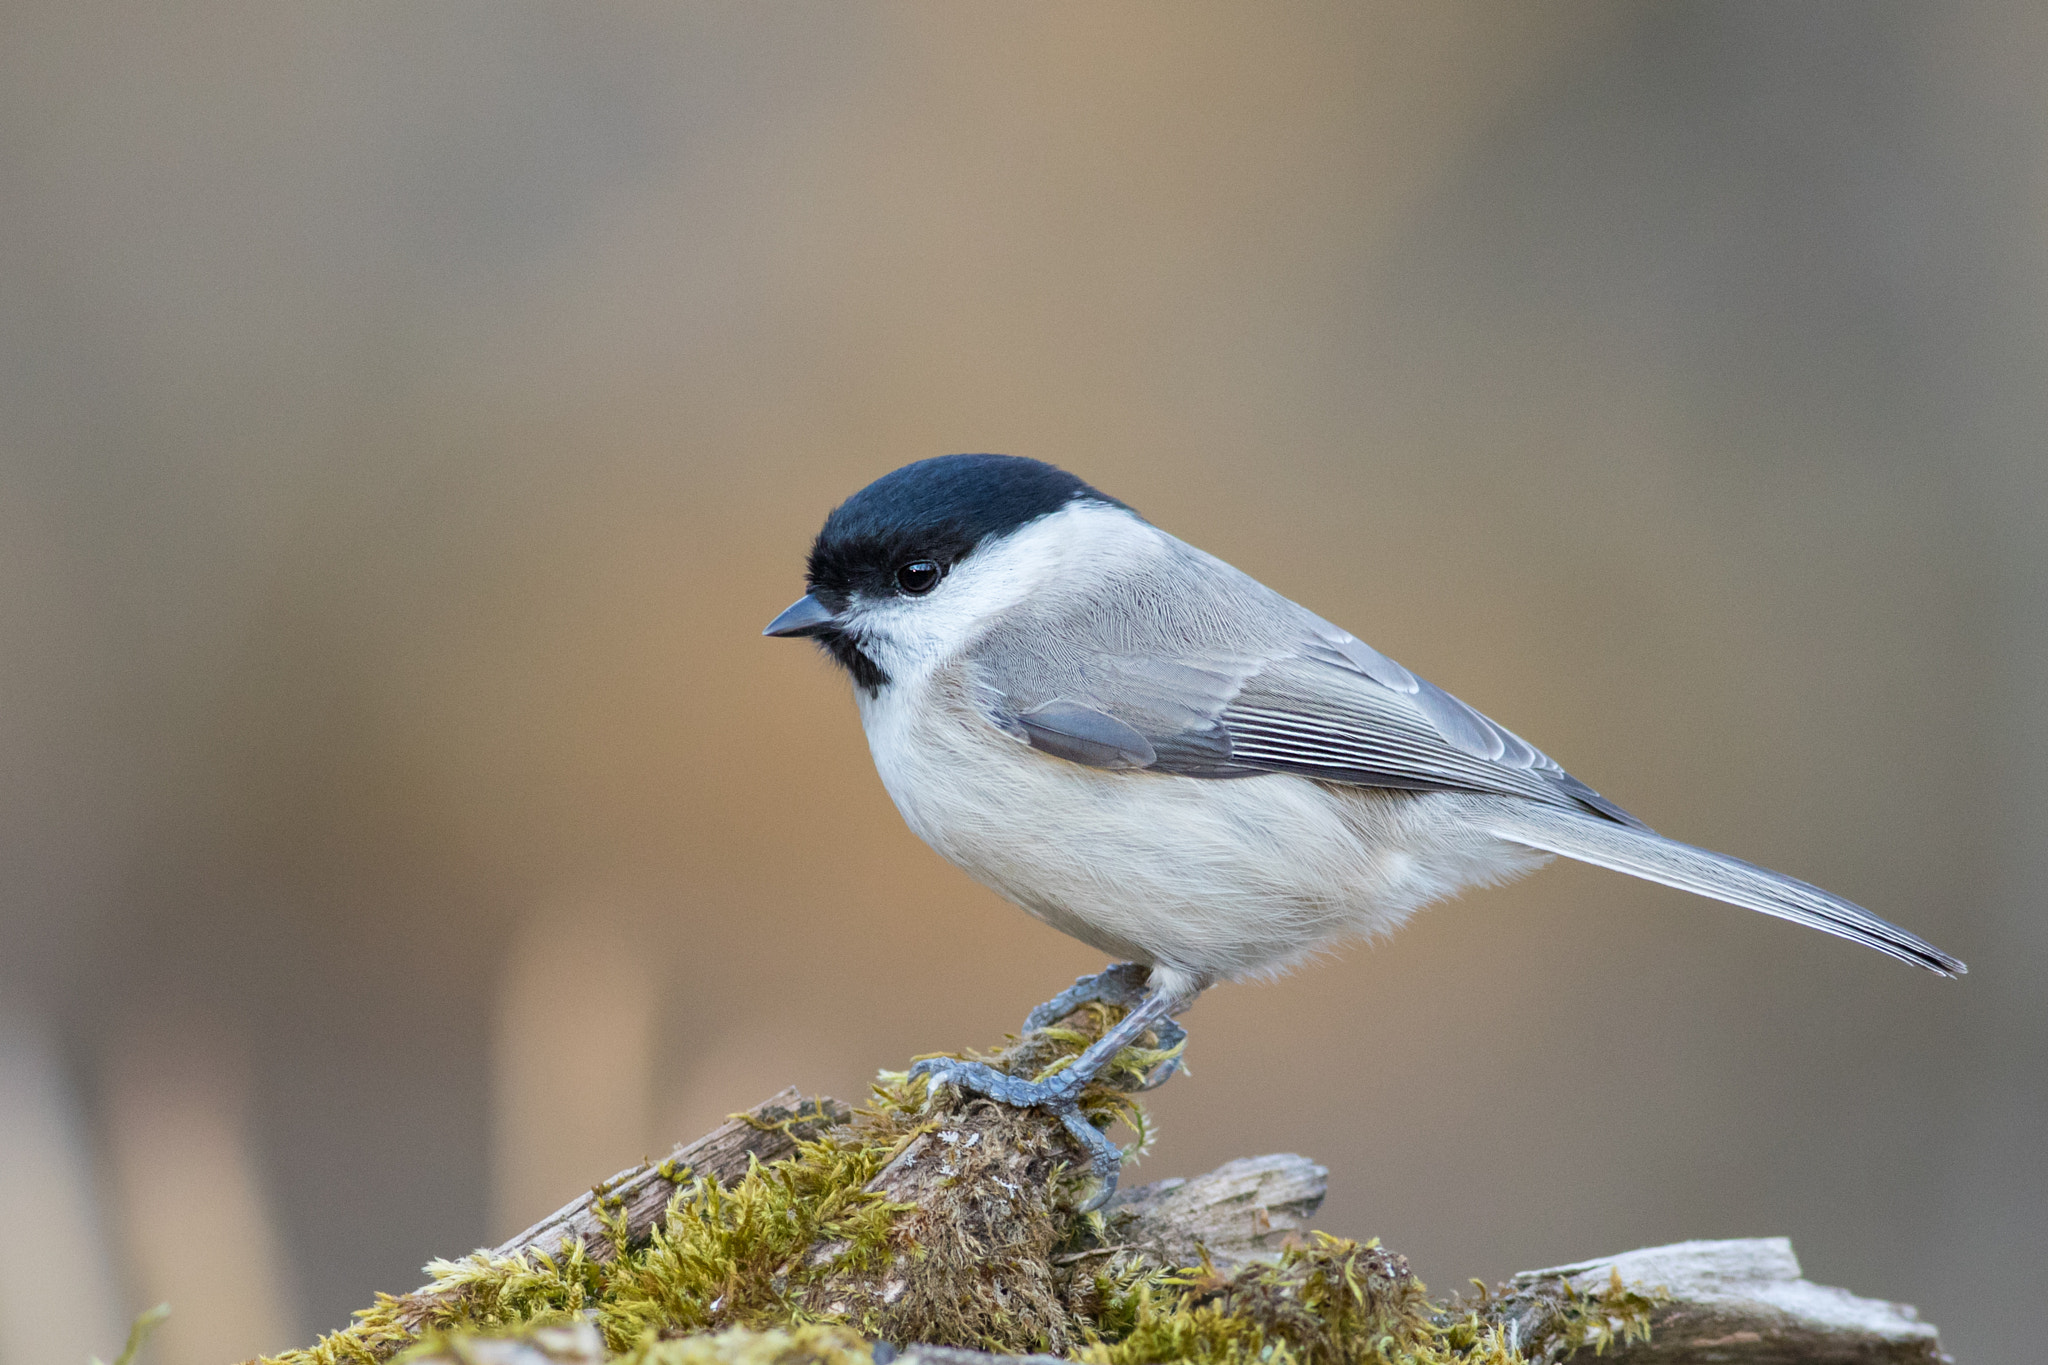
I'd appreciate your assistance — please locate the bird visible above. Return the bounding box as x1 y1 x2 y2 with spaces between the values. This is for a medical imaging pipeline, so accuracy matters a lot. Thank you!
764 453 1964 1206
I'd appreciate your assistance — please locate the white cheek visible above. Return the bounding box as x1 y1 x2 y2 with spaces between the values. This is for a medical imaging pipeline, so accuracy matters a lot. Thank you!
854 557 1032 676
847 503 1164 684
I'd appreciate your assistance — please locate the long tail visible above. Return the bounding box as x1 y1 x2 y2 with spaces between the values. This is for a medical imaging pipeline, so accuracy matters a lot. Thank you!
1478 800 1966 977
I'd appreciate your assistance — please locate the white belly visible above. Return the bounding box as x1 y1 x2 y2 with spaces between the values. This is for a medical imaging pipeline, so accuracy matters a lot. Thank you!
857 669 1545 988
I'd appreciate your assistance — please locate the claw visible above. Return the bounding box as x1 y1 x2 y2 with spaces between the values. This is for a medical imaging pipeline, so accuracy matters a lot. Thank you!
1130 1014 1187 1091
1058 1108 1124 1202
907 1056 1124 1210
911 966 1198 1213
1022 963 1188 1091
907 1056 1075 1109
1023 963 1152 1032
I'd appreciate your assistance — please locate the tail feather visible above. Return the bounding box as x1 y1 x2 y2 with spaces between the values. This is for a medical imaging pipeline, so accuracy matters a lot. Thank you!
1482 802 1966 977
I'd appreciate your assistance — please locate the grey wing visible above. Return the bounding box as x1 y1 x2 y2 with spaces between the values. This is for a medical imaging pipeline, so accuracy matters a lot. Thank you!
967 585 1644 829
1209 620 1648 828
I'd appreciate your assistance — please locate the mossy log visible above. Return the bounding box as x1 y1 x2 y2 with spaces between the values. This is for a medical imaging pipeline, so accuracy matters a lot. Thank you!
261 1005 1949 1365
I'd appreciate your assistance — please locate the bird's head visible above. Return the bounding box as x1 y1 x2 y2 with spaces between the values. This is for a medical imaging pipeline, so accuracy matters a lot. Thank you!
764 454 1132 692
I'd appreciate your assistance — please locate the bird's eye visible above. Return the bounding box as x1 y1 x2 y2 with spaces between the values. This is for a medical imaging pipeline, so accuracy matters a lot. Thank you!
895 560 942 595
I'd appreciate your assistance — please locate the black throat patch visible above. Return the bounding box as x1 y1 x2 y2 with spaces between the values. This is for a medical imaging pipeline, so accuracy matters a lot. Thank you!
817 628 890 692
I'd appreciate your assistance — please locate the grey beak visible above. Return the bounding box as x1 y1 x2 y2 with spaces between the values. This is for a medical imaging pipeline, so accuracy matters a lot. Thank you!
763 593 838 638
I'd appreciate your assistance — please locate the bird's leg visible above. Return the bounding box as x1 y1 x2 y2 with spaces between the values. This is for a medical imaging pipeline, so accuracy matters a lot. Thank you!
909 971 1194 1211
1023 963 1188 1090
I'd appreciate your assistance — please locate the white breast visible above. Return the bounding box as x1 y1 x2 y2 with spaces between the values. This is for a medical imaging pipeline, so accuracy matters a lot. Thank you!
856 663 1547 991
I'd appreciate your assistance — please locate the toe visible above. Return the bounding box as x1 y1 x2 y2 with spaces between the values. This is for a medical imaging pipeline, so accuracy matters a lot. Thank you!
1059 1109 1124 1211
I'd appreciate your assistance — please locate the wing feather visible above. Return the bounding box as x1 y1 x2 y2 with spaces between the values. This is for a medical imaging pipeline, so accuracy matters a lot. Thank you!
958 529 1643 827
1203 653 1645 825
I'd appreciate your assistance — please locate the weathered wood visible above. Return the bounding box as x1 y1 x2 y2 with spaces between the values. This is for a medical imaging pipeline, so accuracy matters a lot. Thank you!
392 1089 848 1338
489 1088 849 1264
1100 1153 1328 1269
1500 1238 1948 1364
404 1322 607 1365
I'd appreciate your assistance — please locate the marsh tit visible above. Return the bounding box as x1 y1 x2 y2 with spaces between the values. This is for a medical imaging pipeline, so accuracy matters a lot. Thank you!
766 455 1963 1205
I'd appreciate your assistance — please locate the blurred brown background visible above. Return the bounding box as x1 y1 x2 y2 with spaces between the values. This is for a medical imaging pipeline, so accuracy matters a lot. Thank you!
1 3 2042 1363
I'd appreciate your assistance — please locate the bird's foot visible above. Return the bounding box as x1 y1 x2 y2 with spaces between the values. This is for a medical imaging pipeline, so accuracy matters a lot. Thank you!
1023 962 1152 1029
911 967 1194 1211
1023 963 1188 1091
906 1057 1123 1208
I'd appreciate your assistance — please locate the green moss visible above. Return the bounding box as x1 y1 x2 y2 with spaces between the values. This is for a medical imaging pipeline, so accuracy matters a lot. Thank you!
1076 1234 1529 1365
1454 1267 1663 1362
271 1104 922 1365
258 1004 1654 1365
830 1100 1078 1355
600 1127 908 1341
